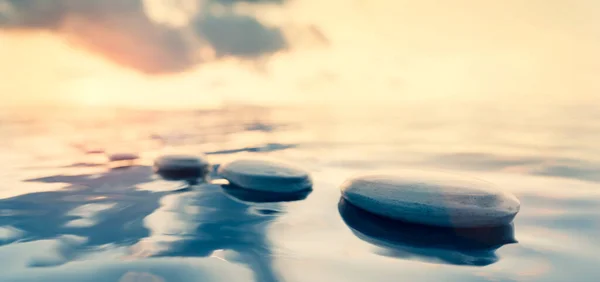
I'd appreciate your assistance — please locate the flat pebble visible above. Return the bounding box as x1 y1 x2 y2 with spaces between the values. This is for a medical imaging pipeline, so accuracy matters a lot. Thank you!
340 170 520 228
107 153 139 162
218 159 312 193
154 155 210 181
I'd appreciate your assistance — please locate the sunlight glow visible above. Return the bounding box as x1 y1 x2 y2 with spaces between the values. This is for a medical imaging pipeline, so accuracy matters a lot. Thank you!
1 0 599 110
143 0 200 27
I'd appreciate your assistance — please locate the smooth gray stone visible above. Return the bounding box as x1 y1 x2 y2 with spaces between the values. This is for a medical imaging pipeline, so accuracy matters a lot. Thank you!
218 159 312 193
154 155 210 181
340 170 520 228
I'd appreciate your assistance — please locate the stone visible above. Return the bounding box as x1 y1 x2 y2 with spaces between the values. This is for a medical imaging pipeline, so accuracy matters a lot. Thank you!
218 159 312 193
107 153 139 162
153 155 210 182
340 170 520 228
85 149 105 155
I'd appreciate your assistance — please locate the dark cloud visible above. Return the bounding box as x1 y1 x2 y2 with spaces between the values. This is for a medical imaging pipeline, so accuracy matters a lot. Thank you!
2 0 141 29
0 0 290 74
196 14 287 58
211 0 287 4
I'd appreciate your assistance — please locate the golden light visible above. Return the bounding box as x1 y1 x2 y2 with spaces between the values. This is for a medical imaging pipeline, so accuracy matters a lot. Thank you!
143 0 200 28
0 0 599 110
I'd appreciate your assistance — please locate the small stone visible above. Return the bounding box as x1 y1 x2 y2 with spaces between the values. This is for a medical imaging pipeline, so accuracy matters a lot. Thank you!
340 170 520 228
218 159 312 193
107 153 139 162
85 149 105 155
153 155 210 182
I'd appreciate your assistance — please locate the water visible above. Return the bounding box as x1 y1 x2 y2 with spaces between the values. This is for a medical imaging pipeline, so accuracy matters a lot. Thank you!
0 102 599 281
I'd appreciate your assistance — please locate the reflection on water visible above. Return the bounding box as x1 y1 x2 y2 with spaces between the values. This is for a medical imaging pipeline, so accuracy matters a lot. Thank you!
0 103 600 281
222 184 312 203
133 183 282 282
338 198 516 266
0 166 158 250
0 165 284 281
428 152 600 183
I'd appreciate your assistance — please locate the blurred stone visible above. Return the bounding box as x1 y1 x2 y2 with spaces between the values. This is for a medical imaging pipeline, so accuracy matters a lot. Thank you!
154 154 210 183
340 170 520 228
107 153 139 162
218 159 312 193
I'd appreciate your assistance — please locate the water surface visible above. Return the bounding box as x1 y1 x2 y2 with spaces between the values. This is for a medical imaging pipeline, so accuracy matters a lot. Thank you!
0 103 599 282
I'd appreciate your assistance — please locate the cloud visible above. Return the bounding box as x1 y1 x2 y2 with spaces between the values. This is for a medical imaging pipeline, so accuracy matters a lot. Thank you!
212 0 286 4
0 0 290 74
195 14 286 58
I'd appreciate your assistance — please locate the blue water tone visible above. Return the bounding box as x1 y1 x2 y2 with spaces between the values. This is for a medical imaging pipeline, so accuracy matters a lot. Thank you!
1 105 600 281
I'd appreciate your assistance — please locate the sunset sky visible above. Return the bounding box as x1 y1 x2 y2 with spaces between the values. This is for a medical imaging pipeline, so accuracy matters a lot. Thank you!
1 0 598 109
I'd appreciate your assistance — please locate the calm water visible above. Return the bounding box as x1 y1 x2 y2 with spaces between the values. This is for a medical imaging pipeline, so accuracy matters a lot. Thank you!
0 103 599 282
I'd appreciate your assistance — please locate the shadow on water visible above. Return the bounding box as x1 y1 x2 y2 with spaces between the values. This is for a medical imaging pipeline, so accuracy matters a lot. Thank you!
0 164 311 281
0 166 160 249
148 163 297 282
155 169 208 186
338 198 517 266
221 184 312 203
140 183 303 282
205 143 298 156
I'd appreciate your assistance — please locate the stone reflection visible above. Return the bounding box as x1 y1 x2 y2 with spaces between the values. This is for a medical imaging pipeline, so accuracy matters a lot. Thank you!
338 198 517 266
0 162 294 281
222 184 311 203
132 184 290 282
